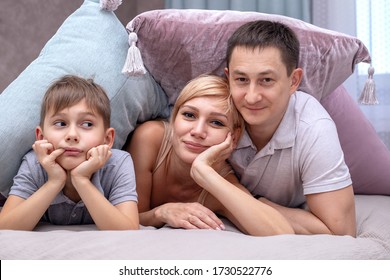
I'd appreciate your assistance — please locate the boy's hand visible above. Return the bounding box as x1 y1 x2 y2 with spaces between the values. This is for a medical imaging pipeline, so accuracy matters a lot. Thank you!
71 144 112 180
32 140 66 185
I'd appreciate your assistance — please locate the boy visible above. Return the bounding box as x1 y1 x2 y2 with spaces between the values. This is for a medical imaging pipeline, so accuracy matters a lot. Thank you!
225 20 356 236
0 75 139 230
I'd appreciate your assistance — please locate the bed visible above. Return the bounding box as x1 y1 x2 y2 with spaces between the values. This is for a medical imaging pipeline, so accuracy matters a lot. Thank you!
1 195 389 259
0 0 389 261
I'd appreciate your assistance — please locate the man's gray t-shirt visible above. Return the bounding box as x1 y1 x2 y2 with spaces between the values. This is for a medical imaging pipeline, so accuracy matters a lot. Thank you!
229 91 352 208
9 149 137 225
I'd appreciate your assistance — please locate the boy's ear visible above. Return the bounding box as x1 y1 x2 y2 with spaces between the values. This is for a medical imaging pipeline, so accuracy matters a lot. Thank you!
35 126 44 140
104 127 115 148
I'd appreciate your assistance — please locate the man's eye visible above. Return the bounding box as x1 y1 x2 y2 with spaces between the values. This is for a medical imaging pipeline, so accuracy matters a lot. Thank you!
262 78 274 84
236 77 247 83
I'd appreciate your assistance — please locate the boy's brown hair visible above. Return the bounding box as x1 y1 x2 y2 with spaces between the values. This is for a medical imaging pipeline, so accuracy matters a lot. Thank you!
40 75 111 129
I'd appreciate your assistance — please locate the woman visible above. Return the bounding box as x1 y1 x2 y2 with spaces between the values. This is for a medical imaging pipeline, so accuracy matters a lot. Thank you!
126 74 294 236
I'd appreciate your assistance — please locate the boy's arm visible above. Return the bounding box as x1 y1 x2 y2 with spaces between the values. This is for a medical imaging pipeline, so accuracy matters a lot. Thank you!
71 177 139 230
0 142 66 230
71 145 139 230
0 181 64 230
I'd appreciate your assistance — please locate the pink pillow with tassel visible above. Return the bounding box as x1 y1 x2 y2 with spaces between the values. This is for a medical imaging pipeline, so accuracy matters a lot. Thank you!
123 9 371 104
322 85 390 195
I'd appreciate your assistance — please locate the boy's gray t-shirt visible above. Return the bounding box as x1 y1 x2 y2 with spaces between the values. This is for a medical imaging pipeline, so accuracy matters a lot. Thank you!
9 149 137 225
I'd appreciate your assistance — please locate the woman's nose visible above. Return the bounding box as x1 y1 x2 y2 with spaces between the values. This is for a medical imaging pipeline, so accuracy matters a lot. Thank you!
190 121 207 139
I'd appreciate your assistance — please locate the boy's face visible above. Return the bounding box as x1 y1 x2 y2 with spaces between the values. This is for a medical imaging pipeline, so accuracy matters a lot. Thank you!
225 46 301 131
36 99 114 170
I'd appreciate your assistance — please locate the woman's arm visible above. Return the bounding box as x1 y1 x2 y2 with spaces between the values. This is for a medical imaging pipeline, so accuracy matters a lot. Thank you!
127 121 224 230
191 133 295 236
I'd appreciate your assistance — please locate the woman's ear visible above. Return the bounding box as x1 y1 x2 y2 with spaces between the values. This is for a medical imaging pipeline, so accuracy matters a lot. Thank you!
104 127 115 148
35 126 44 140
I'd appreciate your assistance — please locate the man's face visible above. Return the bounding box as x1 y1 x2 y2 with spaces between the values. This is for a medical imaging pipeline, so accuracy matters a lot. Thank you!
226 46 297 133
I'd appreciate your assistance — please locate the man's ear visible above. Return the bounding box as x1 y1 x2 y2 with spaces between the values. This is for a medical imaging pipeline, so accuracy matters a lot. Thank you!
35 126 44 140
224 67 229 78
104 128 115 148
289 68 303 94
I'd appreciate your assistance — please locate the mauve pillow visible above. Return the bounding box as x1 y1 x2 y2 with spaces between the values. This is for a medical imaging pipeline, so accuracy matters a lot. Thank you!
126 9 371 104
322 85 390 195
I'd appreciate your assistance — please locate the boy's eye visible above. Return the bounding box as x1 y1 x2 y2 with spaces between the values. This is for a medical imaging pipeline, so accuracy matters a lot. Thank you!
81 121 93 128
54 121 66 127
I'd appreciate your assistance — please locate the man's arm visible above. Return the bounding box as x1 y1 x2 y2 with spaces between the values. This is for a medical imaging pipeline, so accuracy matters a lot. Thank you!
259 186 356 236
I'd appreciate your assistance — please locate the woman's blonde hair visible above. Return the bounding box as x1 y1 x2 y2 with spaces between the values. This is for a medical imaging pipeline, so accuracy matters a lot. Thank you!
170 74 244 134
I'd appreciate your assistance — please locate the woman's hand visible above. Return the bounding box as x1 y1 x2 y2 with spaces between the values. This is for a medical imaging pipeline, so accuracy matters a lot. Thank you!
32 139 66 185
191 133 233 177
154 202 225 230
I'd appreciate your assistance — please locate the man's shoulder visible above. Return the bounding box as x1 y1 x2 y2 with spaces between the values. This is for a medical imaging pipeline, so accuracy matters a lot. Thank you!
294 91 331 120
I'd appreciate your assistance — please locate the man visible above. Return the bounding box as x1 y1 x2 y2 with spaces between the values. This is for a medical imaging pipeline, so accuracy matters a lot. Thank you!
225 20 356 236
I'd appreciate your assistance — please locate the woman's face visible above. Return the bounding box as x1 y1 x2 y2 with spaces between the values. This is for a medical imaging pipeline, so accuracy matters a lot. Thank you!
172 96 233 164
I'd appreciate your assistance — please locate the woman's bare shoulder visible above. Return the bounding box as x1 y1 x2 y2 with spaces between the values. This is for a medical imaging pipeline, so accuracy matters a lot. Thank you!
130 120 167 150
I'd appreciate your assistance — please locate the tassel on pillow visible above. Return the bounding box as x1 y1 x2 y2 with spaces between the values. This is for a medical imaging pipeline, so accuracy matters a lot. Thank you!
122 31 147 76
358 65 378 105
100 0 122 11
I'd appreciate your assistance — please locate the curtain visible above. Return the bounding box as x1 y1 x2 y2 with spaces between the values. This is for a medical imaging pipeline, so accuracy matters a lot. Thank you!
165 0 311 22
313 0 390 150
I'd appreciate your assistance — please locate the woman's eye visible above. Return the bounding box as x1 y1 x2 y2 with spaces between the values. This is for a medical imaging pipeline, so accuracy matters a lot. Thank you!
211 120 225 127
182 112 195 119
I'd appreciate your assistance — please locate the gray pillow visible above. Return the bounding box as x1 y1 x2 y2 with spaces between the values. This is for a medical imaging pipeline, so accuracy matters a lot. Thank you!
0 0 169 195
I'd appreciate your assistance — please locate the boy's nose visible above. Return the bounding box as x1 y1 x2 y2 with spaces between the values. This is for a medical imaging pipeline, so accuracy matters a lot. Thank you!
66 126 79 142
